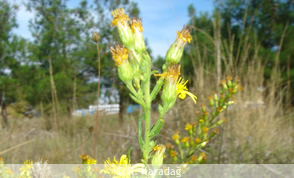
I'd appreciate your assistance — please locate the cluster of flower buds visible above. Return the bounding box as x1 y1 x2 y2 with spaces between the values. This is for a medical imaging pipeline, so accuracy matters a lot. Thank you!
165 77 241 164
155 26 196 117
110 8 150 91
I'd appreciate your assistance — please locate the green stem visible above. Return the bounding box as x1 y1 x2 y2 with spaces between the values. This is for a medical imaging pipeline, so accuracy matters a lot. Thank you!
178 144 184 163
142 53 152 163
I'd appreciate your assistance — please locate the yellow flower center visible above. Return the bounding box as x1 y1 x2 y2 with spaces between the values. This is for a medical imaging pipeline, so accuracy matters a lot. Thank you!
154 65 181 82
130 18 144 32
110 44 129 66
176 26 192 43
153 145 163 152
111 8 130 26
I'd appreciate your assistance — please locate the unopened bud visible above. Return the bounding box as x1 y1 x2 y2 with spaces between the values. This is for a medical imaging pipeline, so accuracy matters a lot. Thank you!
92 32 100 43
165 26 191 65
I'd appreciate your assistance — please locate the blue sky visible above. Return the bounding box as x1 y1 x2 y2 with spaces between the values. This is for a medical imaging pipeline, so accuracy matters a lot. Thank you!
12 0 214 58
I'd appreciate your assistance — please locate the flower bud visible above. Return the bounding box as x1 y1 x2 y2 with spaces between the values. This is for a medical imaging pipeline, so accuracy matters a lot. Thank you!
110 44 133 84
208 96 214 106
151 145 166 169
172 131 180 145
130 18 145 53
92 32 100 43
198 152 208 163
111 8 134 49
165 26 192 65
160 65 181 111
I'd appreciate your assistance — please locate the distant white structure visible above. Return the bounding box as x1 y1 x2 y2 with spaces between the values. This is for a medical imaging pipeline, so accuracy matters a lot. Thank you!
72 86 120 117
73 104 120 116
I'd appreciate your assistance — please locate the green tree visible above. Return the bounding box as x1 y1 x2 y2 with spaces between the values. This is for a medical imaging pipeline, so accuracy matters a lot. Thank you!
216 0 294 104
0 0 26 127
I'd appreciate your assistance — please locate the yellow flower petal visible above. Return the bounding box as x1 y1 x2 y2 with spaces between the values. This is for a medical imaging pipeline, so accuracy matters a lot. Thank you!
176 78 197 104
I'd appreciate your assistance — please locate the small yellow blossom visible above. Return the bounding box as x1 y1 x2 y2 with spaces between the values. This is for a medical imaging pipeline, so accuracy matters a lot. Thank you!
111 7 130 26
202 127 209 133
87 157 97 164
180 137 190 143
154 64 181 81
153 145 163 152
176 26 192 43
20 160 33 176
191 155 198 161
200 152 208 160
170 151 178 157
172 131 180 141
217 106 222 112
79 154 89 161
100 154 146 177
185 123 193 131
176 77 197 104
110 44 128 66
195 138 201 144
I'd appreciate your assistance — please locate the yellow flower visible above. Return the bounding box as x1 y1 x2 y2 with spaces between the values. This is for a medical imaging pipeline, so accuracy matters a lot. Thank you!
130 18 144 33
180 137 190 143
172 131 180 141
154 64 181 82
185 123 193 131
111 8 134 49
79 154 89 161
170 150 178 157
110 44 129 66
20 160 33 176
111 7 130 26
100 154 146 177
87 157 97 164
195 138 201 144
130 18 145 52
191 155 198 161
176 25 192 43
176 77 197 104
153 145 163 152
200 152 208 160
202 127 209 133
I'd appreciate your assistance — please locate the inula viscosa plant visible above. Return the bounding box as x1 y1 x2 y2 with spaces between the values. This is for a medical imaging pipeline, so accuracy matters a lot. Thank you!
109 7 197 164
166 76 241 164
